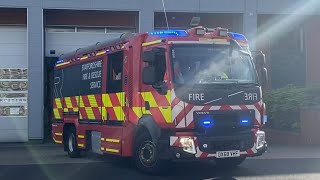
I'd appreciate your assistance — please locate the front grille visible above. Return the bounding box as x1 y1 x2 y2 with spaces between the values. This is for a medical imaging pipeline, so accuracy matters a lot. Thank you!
198 136 254 153
194 110 255 153
194 110 255 136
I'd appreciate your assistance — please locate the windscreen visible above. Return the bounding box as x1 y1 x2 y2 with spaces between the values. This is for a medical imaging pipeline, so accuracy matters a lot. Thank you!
171 44 257 85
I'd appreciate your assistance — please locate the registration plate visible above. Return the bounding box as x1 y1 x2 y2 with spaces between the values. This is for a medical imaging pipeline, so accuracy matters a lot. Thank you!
216 150 240 158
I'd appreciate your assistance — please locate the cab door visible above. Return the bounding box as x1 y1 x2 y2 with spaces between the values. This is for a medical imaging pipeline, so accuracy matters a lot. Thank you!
105 51 126 124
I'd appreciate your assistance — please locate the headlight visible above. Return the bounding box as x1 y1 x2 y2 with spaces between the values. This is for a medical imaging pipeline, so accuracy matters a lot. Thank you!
180 137 196 154
256 131 265 150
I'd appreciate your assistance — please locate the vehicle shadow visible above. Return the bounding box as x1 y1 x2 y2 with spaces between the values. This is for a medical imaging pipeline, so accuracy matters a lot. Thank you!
97 156 248 180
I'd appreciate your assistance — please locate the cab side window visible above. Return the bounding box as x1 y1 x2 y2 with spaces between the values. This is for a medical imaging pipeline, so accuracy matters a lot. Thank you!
107 51 123 93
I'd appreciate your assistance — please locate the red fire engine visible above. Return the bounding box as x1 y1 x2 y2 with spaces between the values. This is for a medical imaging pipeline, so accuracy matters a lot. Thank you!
52 26 268 173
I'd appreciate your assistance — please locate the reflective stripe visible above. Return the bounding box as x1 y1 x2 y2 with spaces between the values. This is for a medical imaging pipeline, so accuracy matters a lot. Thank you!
78 144 84 147
106 148 119 153
142 40 162 47
55 133 62 136
106 139 120 143
78 135 85 139
80 56 88 60
53 137 62 144
96 51 106 56
56 62 70 67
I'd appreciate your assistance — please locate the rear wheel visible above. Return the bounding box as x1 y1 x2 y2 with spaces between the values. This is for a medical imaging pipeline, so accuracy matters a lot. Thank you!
214 156 246 169
65 126 81 158
134 131 166 174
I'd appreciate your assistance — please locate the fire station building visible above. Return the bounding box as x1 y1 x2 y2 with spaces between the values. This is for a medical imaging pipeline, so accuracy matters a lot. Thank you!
0 0 319 142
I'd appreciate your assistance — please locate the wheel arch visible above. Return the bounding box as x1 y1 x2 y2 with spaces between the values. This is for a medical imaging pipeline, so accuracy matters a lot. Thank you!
136 114 161 144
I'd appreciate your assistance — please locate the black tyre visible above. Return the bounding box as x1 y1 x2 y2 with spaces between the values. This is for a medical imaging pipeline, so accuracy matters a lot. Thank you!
215 156 246 169
134 131 166 174
65 126 81 158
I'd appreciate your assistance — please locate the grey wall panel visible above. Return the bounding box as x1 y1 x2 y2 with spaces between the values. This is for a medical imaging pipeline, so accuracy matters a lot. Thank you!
0 32 27 44
0 117 28 130
44 0 141 10
27 7 44 140
200 0 245 12
0 26 27 142
257 0 320 15
153 0 245 12
0 0 39 8
153 0 199 12
0 129 28 142
0 27 27 67
0 44 27 56
45 32 123 57
0 55 27 68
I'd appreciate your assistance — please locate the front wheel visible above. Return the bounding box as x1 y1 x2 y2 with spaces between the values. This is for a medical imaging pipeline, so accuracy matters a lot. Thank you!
214 156 246 169
133 131 166 174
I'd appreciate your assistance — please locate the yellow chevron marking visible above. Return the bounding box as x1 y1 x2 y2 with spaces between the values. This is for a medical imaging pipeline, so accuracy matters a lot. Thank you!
75 96 79 104
102 94 107 107
141 107 151 115
102 107 107 121
105 94 112 107
85 107 95 119
55 133 62 136
55 98 63 108
113 107 124 120
88 95 98 107
98 107 102 115
159 106 172 123
133 107 143 118
79 96 85 107
78 144 84 147
106 148 119 153
142 40 162 47
73 107 79 112
53 109 61 119
79 112 83 119
116 92 125 106
78 135 85 139
65 97 73 108
106 139 120 143
165 91 171 105
142 92 158 107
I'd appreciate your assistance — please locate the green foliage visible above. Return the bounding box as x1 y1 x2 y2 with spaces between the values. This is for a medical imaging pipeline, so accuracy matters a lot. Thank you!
264 85 320 132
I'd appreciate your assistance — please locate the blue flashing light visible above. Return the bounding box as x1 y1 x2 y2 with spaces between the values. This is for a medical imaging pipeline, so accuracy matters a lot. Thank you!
240 119 250 126
229 32 247 40
149 30 188 37
56 59 64 64
202 118 213 127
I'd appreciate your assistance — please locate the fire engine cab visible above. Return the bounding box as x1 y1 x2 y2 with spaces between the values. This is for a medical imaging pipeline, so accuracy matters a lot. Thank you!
52 26 268 173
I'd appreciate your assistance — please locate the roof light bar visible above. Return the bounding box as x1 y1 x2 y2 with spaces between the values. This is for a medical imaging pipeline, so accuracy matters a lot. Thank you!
228 32 247 40
149 30 188 37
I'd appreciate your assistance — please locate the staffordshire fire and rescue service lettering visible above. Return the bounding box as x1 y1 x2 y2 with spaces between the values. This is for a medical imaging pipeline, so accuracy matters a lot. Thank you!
81 60 102 90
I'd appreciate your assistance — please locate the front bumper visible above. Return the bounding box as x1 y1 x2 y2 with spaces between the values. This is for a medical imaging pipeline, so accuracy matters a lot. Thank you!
159 130 267 160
